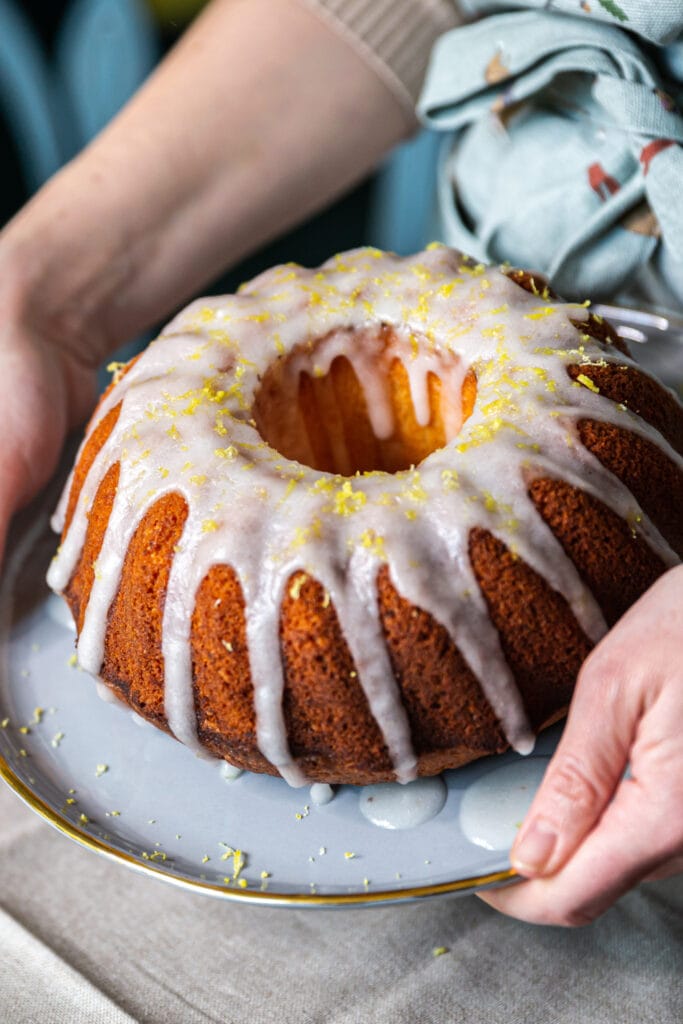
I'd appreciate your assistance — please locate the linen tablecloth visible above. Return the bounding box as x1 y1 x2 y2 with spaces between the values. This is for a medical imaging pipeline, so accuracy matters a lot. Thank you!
1 782 681 1023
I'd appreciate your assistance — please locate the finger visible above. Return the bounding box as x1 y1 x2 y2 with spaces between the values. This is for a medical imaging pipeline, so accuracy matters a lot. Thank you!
478 766 683 926
509 647 637 879
508 566 683 880
642 857 683 883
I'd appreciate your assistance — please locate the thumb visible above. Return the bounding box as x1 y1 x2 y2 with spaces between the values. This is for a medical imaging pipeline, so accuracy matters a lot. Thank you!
479 570 683 925
509 638 637 879
508 567 683 879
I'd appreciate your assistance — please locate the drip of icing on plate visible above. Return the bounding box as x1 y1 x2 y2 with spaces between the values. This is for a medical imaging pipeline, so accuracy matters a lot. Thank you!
459 757 550 851
359 776 448 830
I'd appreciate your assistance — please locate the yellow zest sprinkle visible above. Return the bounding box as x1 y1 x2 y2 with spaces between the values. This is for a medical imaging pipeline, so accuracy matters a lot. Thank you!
441 469 459 491
310 477 334 495
289 573 307 600
411 264 432 282
106 360 127 381
576 373 600 393
433 947 449 958
202 855 210 864
289 519 322 552
260 870 271 879
333 481 366 517
404 509 418 521
18 749 27 757
280 476 300 503
51 732 65 748
79 813 89 825
0 718 9 729
344 851 356 860
459 261 486 277
222 640 233 653
32 708 44 725
189 474 207 487
95 764 109 778
321 590 330 609
214 445 238 460
359 529 386 560
18 726 30 735
106 810 121 817
482 324 505 341
232 849 245 880
202 519 218 533
524 305 557 321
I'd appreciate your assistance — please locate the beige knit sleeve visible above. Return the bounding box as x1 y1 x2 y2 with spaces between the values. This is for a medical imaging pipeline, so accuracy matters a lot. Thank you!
299 0 460 117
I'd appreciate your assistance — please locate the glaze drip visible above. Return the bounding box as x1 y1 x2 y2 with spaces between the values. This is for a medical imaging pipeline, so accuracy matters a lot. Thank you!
47 247 683 785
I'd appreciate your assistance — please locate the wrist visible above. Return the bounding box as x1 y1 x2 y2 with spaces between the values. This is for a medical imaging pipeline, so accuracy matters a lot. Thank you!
0 163 126 369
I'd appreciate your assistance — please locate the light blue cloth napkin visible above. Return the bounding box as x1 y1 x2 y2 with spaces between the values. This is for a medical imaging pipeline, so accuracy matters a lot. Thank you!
418 5 683 309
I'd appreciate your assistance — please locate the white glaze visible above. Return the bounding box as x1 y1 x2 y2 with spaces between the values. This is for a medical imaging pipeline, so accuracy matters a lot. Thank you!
47 247 683 786
459 757 551 851
359 776 448 830
221 761 244 782
95 680 120 705
310 783 335 806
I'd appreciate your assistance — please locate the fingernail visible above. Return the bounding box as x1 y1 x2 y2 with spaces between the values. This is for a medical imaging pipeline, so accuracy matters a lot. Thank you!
511 819 557 874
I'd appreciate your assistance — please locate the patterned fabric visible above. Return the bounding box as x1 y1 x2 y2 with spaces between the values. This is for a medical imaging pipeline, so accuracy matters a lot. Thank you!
418 5 683 309
457 1 683 45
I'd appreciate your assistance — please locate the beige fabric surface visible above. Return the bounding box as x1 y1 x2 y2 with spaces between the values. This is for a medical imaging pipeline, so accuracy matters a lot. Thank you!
1 782 681 1023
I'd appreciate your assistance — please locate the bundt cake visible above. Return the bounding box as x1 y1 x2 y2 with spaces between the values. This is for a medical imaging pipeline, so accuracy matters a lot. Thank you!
47 246 683 786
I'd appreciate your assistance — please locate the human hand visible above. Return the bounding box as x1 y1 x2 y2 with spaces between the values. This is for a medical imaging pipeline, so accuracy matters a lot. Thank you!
479 565 683 926
0 299 95 560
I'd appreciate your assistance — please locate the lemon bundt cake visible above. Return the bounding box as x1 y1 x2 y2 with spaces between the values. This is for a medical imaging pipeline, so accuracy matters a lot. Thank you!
47 247 683 786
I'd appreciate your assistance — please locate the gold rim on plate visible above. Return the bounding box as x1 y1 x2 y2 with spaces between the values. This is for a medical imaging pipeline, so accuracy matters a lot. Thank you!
0 753 517 907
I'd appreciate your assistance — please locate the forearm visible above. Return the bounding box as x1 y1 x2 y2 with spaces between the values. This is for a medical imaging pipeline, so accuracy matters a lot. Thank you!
0 0 413 367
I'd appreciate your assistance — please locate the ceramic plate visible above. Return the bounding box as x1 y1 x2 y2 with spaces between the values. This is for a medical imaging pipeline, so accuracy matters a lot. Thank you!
1 307 680 908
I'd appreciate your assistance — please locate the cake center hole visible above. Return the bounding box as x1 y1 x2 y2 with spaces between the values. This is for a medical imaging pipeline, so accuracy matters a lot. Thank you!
253 324 476 475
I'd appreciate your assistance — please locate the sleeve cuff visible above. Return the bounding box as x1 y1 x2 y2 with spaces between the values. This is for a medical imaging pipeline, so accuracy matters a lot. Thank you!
299 0 460 118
